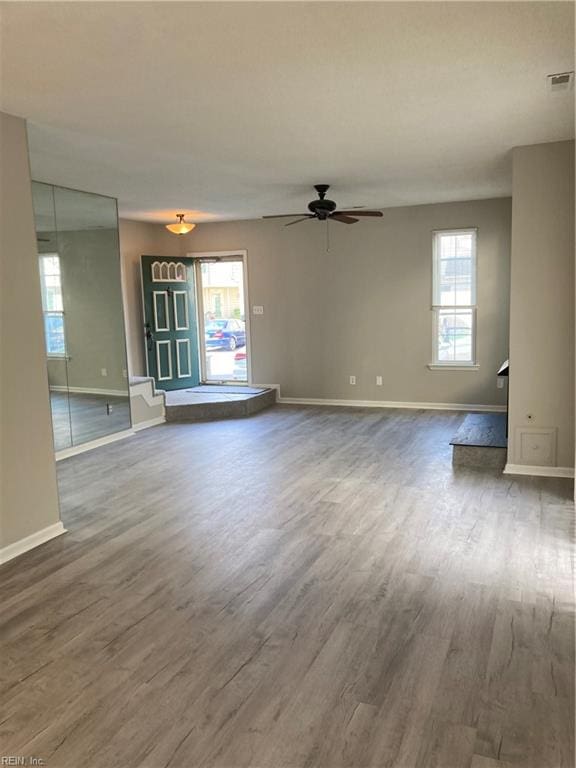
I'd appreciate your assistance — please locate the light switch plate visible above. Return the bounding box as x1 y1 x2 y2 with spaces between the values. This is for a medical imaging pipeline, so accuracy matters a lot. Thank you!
252 306 264 315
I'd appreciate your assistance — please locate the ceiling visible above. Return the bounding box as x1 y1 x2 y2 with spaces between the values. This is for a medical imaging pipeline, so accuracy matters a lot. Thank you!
1 2 574 224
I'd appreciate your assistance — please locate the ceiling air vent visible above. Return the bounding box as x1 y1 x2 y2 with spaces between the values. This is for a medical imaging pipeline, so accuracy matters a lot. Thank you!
547 71 574 93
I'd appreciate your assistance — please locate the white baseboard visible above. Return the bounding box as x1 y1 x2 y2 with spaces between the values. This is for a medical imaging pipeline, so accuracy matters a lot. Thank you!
253 383 280 397
50 385 128 397
133 416 166 432
130 384 165 409
55 428 135 461
277 396 507 413
504 463 575 479
0 521 67 565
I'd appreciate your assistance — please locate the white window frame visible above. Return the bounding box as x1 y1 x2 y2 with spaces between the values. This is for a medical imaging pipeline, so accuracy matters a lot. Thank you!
39 253 67 359
429 228 479 371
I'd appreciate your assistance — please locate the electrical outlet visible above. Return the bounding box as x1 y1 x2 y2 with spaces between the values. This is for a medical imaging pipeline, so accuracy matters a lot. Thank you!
349 375 356 385
376 376 383 386
497 378 504 389
101 368 108 377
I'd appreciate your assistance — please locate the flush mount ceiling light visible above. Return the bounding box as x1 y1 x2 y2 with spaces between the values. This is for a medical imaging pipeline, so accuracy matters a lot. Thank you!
166 213 195 235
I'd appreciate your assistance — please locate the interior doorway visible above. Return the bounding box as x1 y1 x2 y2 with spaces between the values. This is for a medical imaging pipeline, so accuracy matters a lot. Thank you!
193 252 250 384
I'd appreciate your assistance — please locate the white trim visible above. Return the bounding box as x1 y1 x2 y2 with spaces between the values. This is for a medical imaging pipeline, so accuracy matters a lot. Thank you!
431 228 477 366
0 522 67 565
153 291 170 332
194 262 207 382
187 250 248 260
133 415 166 432
173 290 189 330
504 463 575 479
176 338 191 378
155 340 172 381
276 396 506 413
55 428 135 461
140 258 151 379
427 364 480 371
243 252 253 386
129 380 165 408
50 385 128 397
255 383 281 396
189 250 252 385
431 307 477 367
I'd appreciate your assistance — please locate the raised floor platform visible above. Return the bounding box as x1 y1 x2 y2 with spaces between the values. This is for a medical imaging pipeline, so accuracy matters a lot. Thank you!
165 385 276 422
451 412 507 470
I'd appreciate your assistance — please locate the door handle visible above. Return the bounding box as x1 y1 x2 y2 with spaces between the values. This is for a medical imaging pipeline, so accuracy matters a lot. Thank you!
145 322 154 351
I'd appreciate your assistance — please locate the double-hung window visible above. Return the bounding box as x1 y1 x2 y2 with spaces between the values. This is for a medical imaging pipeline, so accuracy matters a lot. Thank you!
39 254 67 357
431 229 477 368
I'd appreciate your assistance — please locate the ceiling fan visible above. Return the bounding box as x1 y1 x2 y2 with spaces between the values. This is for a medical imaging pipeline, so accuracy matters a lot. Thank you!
263 184 383 226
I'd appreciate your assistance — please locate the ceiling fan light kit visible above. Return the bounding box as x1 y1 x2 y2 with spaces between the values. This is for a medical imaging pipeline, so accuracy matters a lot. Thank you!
263 184 383 226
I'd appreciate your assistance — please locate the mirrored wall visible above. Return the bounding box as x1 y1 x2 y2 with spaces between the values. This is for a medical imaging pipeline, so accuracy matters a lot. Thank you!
32 182 131 452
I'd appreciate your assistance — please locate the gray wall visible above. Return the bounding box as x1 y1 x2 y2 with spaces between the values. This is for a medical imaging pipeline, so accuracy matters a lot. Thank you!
118 219 181 377
508 141 575 470
178 198 511 406
0 112 61 550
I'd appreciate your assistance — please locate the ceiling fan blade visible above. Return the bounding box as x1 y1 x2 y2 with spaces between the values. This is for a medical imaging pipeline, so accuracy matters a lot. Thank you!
330 214 358 224
336 210 383 217
263 213 308 219
284 217 314 227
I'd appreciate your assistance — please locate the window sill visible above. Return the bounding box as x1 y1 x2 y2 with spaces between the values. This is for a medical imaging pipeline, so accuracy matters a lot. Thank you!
427 363 480 371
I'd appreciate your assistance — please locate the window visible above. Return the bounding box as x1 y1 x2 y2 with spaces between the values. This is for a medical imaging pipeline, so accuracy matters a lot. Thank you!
39 254 66 356
431 229 477 367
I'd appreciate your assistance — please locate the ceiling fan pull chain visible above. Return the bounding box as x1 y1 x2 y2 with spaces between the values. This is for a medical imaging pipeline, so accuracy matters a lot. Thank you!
326 219 330 252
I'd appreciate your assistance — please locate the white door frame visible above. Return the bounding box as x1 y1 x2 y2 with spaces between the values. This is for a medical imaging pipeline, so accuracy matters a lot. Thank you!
186 250 252 385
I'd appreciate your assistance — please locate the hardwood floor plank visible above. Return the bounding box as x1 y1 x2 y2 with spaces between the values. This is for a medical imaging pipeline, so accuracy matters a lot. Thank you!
0 406 573 768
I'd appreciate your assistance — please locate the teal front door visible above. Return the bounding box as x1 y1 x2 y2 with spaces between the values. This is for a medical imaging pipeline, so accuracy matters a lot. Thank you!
141 255 200 390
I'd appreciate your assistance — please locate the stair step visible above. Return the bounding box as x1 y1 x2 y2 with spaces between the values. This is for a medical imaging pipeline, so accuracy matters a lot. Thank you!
452 443 507 469
165 387 276 422
450 412 507 448
451 412 507 470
